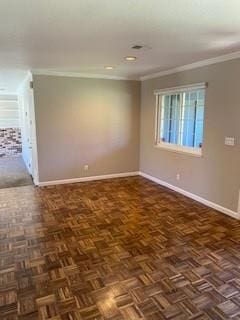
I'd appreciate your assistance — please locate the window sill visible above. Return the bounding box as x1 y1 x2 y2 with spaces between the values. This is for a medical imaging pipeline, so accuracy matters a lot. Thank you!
154 143 202 157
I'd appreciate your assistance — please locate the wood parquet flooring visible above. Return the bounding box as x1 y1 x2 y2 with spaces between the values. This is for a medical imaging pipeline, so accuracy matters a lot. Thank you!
0 176 240 320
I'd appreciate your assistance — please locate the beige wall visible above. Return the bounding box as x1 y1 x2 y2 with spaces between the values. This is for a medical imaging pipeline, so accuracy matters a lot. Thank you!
33 75 140 182
33 60 240 212
140 59 240 212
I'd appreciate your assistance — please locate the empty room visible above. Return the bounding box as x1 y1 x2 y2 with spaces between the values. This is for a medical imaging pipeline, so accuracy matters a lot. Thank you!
0 1 239 319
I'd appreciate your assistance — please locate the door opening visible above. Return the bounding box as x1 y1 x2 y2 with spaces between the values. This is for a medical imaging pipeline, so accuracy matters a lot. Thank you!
0 93 33 188
0 71 38 189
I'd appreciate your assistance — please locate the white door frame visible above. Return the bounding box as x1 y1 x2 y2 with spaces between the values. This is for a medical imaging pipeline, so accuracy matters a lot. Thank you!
18 72 39 185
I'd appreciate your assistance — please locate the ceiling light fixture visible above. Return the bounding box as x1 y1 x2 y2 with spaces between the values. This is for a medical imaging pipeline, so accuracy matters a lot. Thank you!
132 45 143 50
104 66 114 70
125 56 137 61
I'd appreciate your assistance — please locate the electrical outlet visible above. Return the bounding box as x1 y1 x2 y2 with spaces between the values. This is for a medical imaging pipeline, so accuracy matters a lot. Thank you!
176 174 180 181
84 165 89 171
225 137 235 146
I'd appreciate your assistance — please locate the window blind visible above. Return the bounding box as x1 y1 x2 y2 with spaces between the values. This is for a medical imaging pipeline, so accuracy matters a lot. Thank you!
0 96 20 128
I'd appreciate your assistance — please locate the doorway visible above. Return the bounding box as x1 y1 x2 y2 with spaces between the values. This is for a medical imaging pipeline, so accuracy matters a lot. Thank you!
0 72 38 189
0 94 33 188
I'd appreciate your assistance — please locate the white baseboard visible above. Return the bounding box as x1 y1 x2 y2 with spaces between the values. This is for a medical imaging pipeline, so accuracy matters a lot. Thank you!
38 171 140 187
139 171 240 220
38 170 239 220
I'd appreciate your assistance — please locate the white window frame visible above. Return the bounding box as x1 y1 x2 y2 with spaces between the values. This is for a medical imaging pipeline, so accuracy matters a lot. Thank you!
154 83 207 157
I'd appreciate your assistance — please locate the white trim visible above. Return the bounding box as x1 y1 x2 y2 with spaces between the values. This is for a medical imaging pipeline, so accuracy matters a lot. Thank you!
38 171 240 220
18 71 40 185
154 85 205 156
238 190 240 214
154 143 202 157
29 72 40 186
32 70 138 81
140 51 240 81
154 82 207 95
29 51 240 82
139 172 240 220
154 95 161 144
38 171 139 187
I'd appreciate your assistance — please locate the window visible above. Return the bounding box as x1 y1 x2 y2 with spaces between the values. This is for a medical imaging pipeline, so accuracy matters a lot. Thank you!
155 83 206 156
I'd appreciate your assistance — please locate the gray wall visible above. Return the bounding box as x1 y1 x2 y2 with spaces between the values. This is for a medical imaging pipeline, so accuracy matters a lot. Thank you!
33 75 140 182
140 59 240 212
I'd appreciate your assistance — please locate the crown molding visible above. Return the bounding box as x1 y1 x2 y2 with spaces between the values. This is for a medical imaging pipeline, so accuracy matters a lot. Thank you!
32 70 138 81
30 51 240 82
140 51 240 81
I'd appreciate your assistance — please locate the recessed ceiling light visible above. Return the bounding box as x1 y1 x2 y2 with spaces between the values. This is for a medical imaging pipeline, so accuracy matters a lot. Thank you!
104 66 114 70
125 56 137 61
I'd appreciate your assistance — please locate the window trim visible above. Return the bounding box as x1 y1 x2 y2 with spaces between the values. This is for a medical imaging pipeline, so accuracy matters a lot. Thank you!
154 82 207 95
154 142 202 157
154 83 207 156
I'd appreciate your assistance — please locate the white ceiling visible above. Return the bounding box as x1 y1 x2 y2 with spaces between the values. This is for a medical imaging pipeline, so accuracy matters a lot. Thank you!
1 0 240 90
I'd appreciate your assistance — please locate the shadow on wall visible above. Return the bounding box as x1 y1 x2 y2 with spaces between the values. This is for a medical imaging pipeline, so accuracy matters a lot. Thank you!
33 75 141 183
40 143 139 182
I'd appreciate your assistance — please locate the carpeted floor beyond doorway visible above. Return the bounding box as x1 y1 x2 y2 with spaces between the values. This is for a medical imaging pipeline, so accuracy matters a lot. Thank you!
0 156 33 188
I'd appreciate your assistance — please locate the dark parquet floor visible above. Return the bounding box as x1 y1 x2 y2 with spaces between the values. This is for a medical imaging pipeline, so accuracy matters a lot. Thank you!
0 176 240 320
